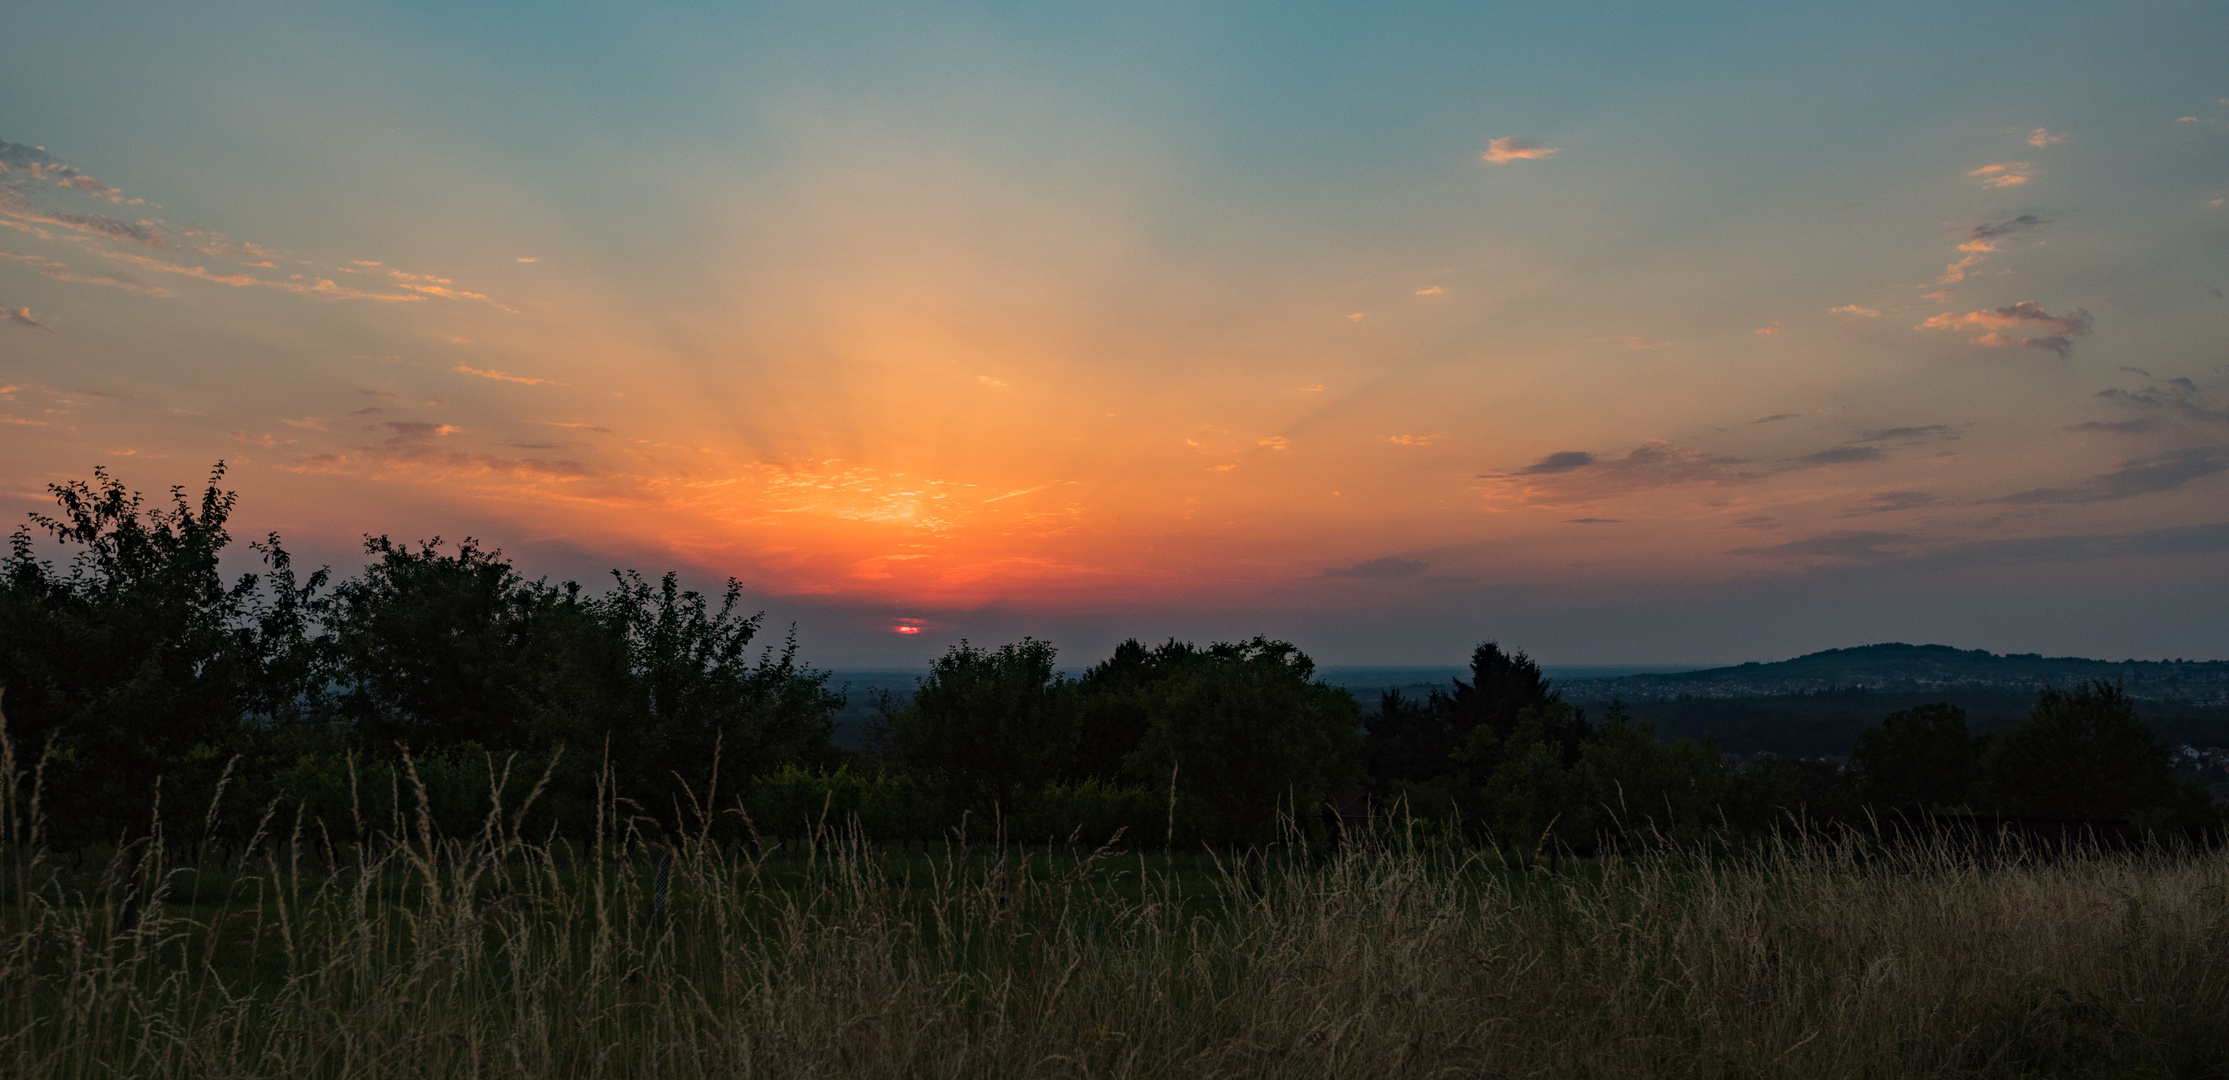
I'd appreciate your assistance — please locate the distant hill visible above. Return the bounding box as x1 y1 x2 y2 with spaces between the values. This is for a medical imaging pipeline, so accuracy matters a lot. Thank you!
1556 643 2229 704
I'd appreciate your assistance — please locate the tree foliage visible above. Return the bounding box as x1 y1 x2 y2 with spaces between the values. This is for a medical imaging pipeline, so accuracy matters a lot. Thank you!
1851 702 1981 812
1980 681 2181 821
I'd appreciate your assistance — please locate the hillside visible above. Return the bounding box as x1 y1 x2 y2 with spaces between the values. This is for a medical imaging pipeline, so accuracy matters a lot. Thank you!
1556 643 2229 704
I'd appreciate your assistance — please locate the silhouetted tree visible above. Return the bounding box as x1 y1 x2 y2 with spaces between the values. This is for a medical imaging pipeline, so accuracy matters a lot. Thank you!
1361 687 1450 784
1069 637 1196 781
1980 681 2182 821
0 463 322 845
591 570 840 819
324 536 626 755
1127 636 1361 844
1851 702 1982 812
1444 641 1589 781
885 638 1075 820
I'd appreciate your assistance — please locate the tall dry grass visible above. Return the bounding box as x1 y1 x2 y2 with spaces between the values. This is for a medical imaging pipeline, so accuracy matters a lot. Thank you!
1 722 2225 1078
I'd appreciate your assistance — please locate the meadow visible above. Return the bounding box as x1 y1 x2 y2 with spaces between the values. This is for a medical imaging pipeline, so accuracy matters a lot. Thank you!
3 735 2225 1080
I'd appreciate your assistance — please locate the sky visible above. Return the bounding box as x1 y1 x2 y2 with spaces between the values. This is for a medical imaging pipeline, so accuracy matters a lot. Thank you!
2 0 2227 667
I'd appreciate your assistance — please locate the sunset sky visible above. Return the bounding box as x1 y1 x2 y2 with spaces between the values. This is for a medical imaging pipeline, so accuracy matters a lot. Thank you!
4 1 2226 666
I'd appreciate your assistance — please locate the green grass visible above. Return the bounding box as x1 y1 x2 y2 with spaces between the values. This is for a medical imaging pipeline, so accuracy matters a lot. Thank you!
3 748 2227 1077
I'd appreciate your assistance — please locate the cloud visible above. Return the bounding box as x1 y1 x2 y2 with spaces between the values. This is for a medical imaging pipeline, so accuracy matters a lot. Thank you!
377 420 459 440
2066 419 2152 434
1968 162 2034 188
1917 301 2091 355
1258 436 1289 450
1857 424 1959 443
1829 304 1880 317
0 140 144 206
2027 128 2069 148
2093 381 2229 428
1734 530 1911 560
516 256 538 263
1482 137 1556 164
1415 285 1444 295
1754 322 1780 335
1323 556 1428 580
1565 517 1621 524
980 484 1053 504
1345 312 1366 321
4 305 50 331
1843 490 1935 516
1787 445 1885 466
0 250 171 294
1383 434 1439 446
1751 414 1797 425
1995 446 2229 504
1517 450 1595 474
1958 212 2048 252
1938 253 1988 284
1906 521 2229 569
453 364 563 386
1489 442 1753 502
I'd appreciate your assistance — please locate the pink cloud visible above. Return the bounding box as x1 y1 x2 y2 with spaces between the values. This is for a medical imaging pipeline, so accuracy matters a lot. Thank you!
1938 253 1987 284
1482 137 1557 164
2026 128 2068 148
1968 162 2033 188
1917 301 2091 355
454 364 564 386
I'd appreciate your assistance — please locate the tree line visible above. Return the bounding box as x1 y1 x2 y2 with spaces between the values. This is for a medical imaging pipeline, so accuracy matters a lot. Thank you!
1 465 2218 854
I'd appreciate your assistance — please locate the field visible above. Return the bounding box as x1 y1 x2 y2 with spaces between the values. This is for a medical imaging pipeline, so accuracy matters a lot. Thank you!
4 751 2227 1079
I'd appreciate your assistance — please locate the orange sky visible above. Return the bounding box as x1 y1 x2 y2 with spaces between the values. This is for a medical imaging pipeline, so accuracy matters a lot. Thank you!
4 3 2227 664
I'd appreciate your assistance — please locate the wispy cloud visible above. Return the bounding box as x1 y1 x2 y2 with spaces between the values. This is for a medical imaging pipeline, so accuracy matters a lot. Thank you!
1786 445 1885 467
4 304 50 331
1968 161 2034 188
0 139 145 206
2026 128 2068 148
1938 253 1987 284
1857 424 1960 444
2066 418 2152 434
1829 304 1880 317
3 137 510 314
1734 530 1912 560
1488 442 1753 502
0 250 172 294
1917 301 2091 355
1996 446 2229 504
1383 434 1439 446
453 365 564 387
1414 285 1444 295
1323 556 1427 579
2094 380 2229 427
1958 212 2048 251
1751 414 1797 425
1754 322 1780 335
1481 137 1556 164
1516 450 1594 474
1843 490 1936 516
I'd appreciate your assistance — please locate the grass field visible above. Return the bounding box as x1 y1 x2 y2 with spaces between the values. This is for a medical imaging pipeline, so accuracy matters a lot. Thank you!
3 750 2227 1078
